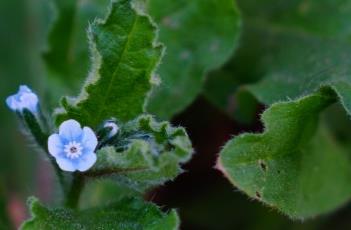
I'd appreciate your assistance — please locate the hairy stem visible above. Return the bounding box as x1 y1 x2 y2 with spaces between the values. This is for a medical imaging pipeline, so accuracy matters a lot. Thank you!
22 110 67 195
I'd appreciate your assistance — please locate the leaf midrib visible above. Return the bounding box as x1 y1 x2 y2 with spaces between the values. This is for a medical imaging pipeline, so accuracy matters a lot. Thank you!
93 11 138 126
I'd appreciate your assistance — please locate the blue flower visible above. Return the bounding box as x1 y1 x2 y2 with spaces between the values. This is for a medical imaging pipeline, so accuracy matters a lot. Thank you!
48 120 98 172
6 85 39 113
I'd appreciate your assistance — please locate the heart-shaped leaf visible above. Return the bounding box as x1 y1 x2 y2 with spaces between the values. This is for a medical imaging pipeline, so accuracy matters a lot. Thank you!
218 90 351 219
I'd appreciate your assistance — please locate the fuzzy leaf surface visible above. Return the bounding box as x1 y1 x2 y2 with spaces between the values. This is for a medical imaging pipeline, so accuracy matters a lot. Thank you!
55 0 163 127
218 90 351 219
21 197 179 230
146 0 241 118
89 115 193 191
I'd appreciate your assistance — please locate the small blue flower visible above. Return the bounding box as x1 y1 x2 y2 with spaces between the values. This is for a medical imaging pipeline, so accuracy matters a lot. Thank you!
48 120 98 172
6 85 39 113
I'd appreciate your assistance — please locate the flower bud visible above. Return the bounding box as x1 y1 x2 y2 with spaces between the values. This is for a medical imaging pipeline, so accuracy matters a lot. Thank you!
6 85 39 114
96 119 120 148
103 120 119 138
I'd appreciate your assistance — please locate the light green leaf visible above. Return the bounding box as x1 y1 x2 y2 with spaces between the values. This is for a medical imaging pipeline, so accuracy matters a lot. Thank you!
21 197 179 230
55 0 164 127
218 90 351 219
88 115 193 191
44 0 109 97
146 0 241 118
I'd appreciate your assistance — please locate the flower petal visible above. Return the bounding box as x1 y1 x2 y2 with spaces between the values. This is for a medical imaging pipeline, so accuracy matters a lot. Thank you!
59 119 82 140
82 127 98 152
56 157 76 172
19 85 32 93
20 93 39 112
6 95 18 111
48 134 63 157
77 153 97 172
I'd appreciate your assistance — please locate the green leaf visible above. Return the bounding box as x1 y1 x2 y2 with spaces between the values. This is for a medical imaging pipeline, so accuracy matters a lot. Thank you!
205 0 351 117
146 0 241 118
204 72 259 123
44 0 109 98
21 197 179 230
55 0 164 127
218 90 351 219
88 115 193 191
204 34 261 123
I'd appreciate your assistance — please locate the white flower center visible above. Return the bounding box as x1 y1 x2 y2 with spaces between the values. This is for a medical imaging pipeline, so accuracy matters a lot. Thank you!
64 141 83 159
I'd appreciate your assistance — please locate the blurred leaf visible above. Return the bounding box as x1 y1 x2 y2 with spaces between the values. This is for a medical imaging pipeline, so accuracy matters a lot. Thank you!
21 197 179 229
55 0 164 127
206 0 351 118
44 0 109 99
80 179 137 209
204 70 259 123
90 115 193 192
218 90 351 219
322 103 351 145
146 0 241 118
204 26 262 122
0 0 47 203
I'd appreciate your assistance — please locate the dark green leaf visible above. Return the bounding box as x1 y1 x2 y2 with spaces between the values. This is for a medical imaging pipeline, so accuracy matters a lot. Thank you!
146 0 241 118
206 0 351 118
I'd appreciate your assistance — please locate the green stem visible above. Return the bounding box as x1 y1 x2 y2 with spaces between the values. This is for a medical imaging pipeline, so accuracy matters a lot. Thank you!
50 158 67 193
22 110 67 194
64 174 85 209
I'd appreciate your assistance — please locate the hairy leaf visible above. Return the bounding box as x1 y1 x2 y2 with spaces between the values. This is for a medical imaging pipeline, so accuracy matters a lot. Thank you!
89 115 193 191
218 90 351 219
212 0 351 219
55 0 163 127
146 0 241 118
21 197 179 230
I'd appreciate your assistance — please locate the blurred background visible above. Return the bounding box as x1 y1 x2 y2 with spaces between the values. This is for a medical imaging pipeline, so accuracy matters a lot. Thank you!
1 0 351 229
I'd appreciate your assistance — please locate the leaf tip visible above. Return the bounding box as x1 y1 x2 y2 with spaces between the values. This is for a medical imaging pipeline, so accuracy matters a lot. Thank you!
214 156 230 179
